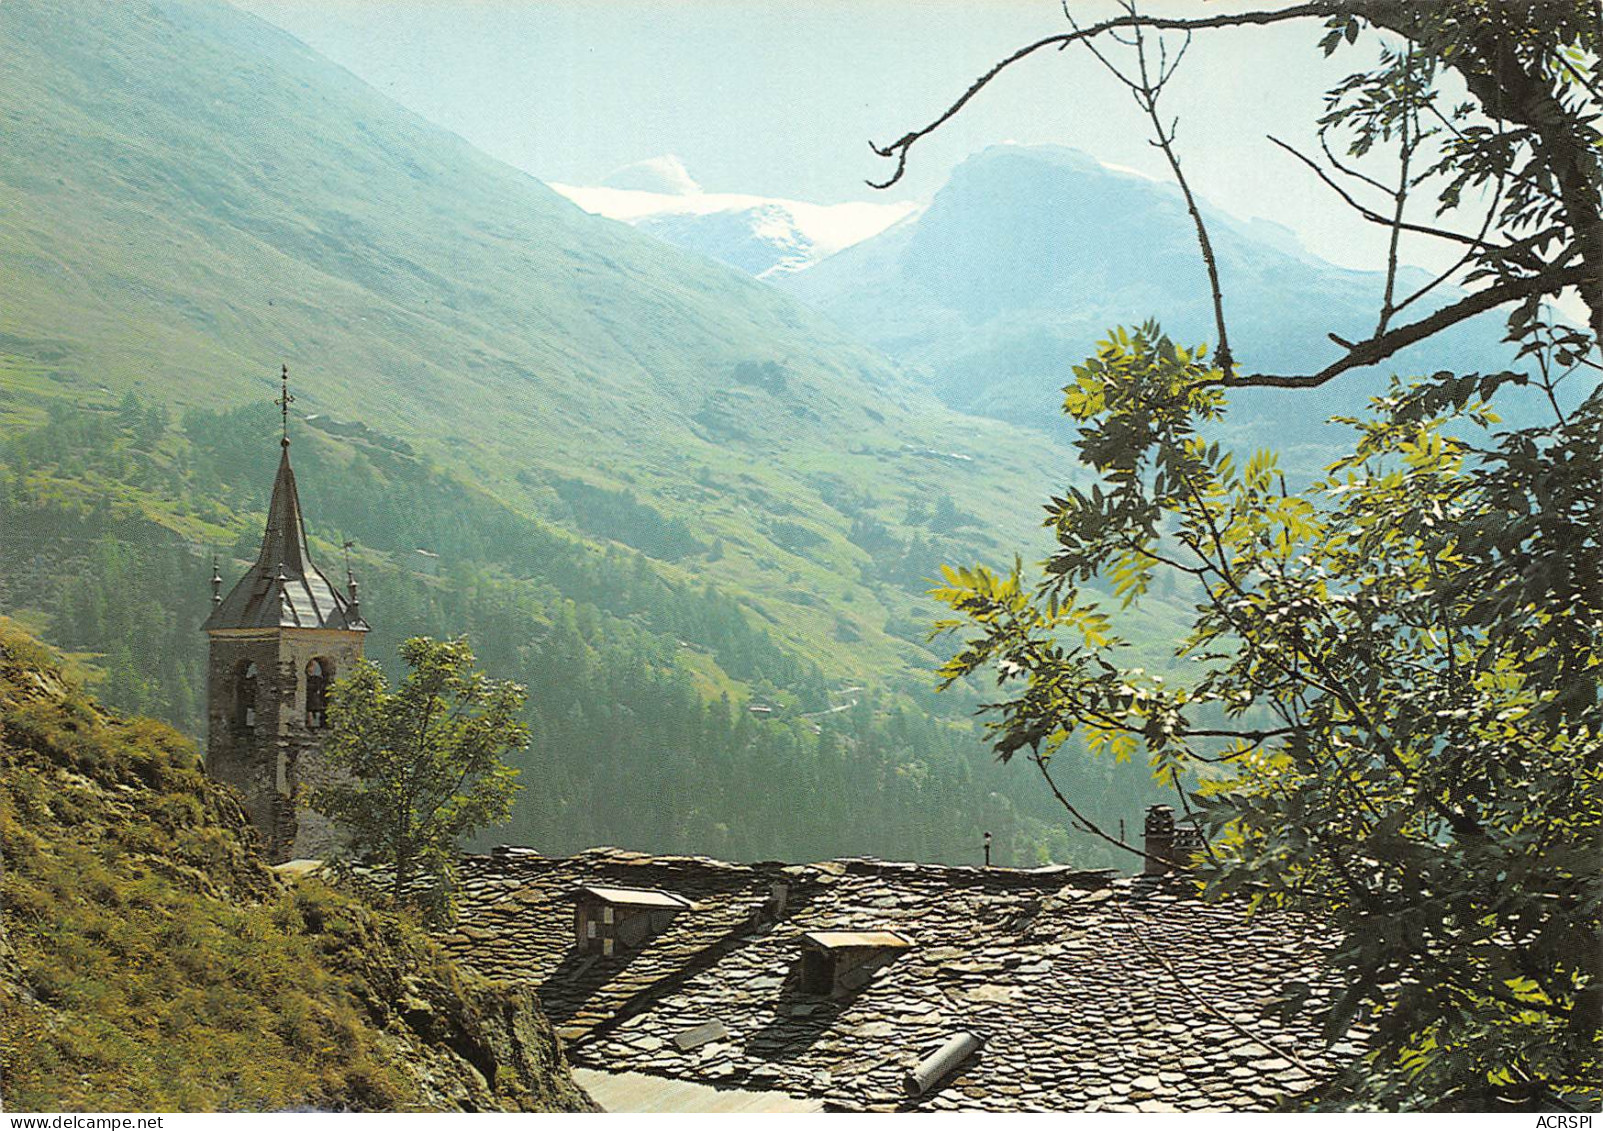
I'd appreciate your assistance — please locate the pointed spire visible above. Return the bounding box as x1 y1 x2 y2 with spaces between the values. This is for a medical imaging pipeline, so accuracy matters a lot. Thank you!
201 367 367 635
258 445 313 577
254 363 312 577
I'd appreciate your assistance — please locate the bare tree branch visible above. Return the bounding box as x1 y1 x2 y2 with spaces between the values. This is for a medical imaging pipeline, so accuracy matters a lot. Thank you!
1379 1 1603 338
1375 44 1419 337
1223 262 1590 389
1067 4 1234 371
1318 127 1397 197
871 0 1602 346
1389 154 1507 319
1269 135 1501 251
867 3 1333 190
1030 751 1184 869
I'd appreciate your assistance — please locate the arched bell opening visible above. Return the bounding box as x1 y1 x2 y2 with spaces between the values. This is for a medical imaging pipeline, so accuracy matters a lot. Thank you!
305 657 333 729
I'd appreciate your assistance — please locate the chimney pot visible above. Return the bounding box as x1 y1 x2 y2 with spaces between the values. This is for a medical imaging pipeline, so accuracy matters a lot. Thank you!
1143 805 1177 875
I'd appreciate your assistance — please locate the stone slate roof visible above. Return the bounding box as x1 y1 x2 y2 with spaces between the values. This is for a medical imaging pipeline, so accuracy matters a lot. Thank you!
204 441 367 633
441 847 1354 1112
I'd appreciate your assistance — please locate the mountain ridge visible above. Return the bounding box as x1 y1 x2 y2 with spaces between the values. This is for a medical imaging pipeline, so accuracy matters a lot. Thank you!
552 172 918 278
778 142 1532 447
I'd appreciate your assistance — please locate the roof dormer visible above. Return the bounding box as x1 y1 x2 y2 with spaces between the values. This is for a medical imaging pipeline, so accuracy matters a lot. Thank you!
797 929 914 997
574 885 693 956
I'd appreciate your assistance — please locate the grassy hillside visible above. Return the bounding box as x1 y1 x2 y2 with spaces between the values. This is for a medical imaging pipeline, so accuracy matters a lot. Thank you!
0 621 594 1112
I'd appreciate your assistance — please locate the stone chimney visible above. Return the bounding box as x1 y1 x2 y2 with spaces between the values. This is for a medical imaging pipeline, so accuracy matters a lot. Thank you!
1143 805 1177 875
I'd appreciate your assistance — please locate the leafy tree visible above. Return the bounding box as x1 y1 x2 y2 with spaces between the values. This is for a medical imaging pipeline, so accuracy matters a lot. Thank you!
312 636 526 908
877 0 1602 1111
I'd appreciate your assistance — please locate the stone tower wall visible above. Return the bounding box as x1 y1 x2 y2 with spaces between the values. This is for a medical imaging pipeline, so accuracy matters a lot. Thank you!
206 627 365 862
277 628 365 861
206 631 287 858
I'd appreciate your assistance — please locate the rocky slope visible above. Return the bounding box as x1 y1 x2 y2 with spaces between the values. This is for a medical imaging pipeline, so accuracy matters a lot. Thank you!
0 620 594 1112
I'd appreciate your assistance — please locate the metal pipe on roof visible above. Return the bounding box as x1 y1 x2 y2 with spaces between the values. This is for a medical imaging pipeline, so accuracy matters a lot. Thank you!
904 1031 983 1096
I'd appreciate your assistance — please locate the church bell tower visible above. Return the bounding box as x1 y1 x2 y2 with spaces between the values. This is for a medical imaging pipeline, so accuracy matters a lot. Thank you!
202 366 368 863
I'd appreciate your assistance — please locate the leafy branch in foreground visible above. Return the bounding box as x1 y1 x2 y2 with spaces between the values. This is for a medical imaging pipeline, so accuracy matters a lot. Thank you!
889 0 1599 1109
311 636 525 916
933 323 1601 1108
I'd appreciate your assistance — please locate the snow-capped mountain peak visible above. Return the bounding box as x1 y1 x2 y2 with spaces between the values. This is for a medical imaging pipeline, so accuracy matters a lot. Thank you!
598 154 702 195
553 157 919 278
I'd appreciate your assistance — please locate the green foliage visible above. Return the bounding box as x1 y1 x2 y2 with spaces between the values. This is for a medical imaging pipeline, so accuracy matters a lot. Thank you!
732 359 790 392
934 320 1601 1107
548 475 707 562
314 637 526 909
918 0 1601 1109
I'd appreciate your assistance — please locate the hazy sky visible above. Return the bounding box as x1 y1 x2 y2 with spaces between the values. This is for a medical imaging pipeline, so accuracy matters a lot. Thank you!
235 1 1448 275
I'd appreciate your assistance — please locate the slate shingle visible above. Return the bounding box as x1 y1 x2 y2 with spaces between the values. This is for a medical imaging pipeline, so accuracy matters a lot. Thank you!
441 847 1339 1112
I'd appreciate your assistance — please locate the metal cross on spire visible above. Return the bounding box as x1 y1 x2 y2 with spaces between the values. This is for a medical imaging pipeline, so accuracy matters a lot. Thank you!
275 363 295 447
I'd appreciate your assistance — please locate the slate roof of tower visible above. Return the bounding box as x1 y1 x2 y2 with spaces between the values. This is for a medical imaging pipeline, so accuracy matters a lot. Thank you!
203 441 368 633
440 847 1354 1113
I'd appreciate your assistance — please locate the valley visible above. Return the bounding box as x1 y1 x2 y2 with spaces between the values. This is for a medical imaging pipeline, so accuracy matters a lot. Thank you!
0 0 1185 870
